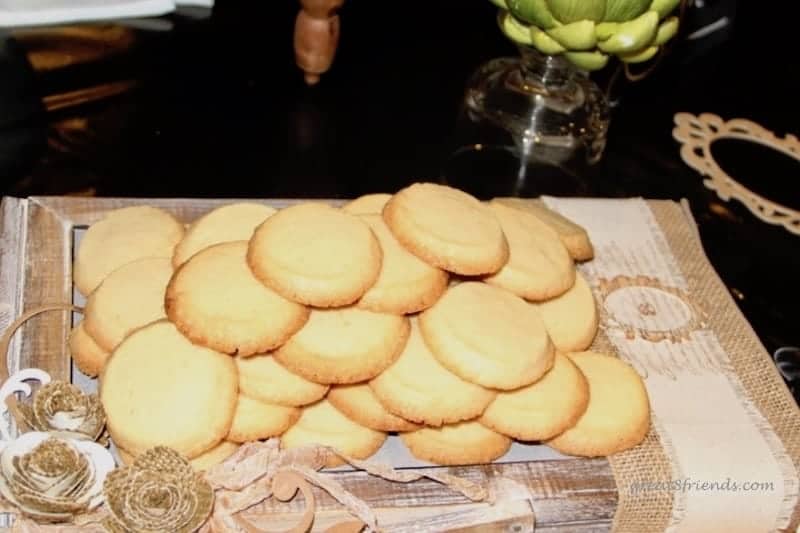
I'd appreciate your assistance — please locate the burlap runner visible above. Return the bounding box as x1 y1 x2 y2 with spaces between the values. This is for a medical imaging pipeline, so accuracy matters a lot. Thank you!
544 197 800 532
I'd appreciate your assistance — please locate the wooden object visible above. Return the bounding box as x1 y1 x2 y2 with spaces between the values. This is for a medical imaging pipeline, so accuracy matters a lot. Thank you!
673 112 800 236
0 196 617 531
295 0 344 85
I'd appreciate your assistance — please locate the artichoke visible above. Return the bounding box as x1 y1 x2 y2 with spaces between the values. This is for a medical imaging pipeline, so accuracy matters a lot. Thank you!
494 0 681 70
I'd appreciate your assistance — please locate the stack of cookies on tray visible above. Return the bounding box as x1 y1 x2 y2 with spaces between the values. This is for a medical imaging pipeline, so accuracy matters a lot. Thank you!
68 183 651 470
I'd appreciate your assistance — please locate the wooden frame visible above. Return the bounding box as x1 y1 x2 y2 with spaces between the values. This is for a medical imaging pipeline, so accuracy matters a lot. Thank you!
0 196 617 530
673 112 800 236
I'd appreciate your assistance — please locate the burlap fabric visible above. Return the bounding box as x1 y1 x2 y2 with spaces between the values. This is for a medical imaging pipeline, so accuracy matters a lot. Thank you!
650 201 800 531
544 197 800 532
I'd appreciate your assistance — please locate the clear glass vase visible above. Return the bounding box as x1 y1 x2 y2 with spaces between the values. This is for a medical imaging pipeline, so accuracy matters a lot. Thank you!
443 46 610 198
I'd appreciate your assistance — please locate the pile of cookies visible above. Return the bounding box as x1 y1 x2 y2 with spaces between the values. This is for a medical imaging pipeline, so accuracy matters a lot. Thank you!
69 183 650 469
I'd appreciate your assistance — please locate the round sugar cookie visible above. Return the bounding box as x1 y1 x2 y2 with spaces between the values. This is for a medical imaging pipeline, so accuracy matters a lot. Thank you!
419 282 555 390
280 399 387 467
327 384 420 432
100 320 238 459
383 183 508 276
172 203 276 266
357 215 448 314
274 306 410 384
480 353 589 441
236 354 329 407
83 257 173 352
400 421 512 466
68 321 110 378
247 203 382 307
166 241 309 356
369 319 495 426
342 193 392 215
118 441 239 471
74 206 184 297
546 352 651 457
532 272 598 352
484 201 575 301
227 395 300 443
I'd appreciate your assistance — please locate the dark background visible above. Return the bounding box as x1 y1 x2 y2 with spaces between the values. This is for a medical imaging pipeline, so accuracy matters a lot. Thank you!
1 0 799 395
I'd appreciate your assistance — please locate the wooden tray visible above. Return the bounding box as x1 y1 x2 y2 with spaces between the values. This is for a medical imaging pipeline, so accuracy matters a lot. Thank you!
0 196 616 531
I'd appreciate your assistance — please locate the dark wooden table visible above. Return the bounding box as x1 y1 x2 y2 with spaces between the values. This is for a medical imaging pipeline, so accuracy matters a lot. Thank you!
1 0 798 399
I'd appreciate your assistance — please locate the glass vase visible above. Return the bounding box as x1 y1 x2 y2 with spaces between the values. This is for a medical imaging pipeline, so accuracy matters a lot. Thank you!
443 46 610 198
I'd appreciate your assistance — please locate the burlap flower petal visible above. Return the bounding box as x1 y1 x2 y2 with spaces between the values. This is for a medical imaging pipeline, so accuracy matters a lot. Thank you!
103 447 213 533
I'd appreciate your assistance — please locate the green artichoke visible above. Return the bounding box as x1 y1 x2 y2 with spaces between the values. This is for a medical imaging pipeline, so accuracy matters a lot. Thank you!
494 0 681 71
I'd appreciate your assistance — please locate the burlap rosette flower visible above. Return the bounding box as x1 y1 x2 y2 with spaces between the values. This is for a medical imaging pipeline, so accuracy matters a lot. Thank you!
0 432 115 522
16 381 106 443
102 446 213 533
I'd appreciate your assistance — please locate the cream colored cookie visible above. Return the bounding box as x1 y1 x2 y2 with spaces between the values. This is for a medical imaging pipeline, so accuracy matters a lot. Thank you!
342 193 392 215
227 395 300 443
400 421 512 466
369 319 495 426
327 384 420 432
236 354 329 407
532 272 598 352
118 441 240 471
166 241 309 356
100 320 238 459
357 215 449 314
74 206 184 296
274 306 410 384
383 183 508 275
280 399 387 467
83 257 173 352
247 203 382 307
172 203 276 266
419 282 555 390
480 353 589 441
492 198 594 261
547 352 651 457
484 201 575 301
68 320 110 378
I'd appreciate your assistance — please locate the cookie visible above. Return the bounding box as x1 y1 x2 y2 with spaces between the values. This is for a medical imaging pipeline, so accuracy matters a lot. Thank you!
100 320 238 459
68 320 110 378
172 202 276 266
274 306 410 384
280 399 387 467
327 384 420 432
83 257 174 352
400 421 512 466
484 201 575 301
383 183 508 275
491 198 594 261
247 203 382 307
369 319 495 426
532 272 598 352
236 354 329 407
480 353 589 441
74 206 184 296
342 193 392 215
118 440 239 471
166 241 309 356
419 282 555 390
227 395 300 443
546 352 650 457
357 215 449 314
